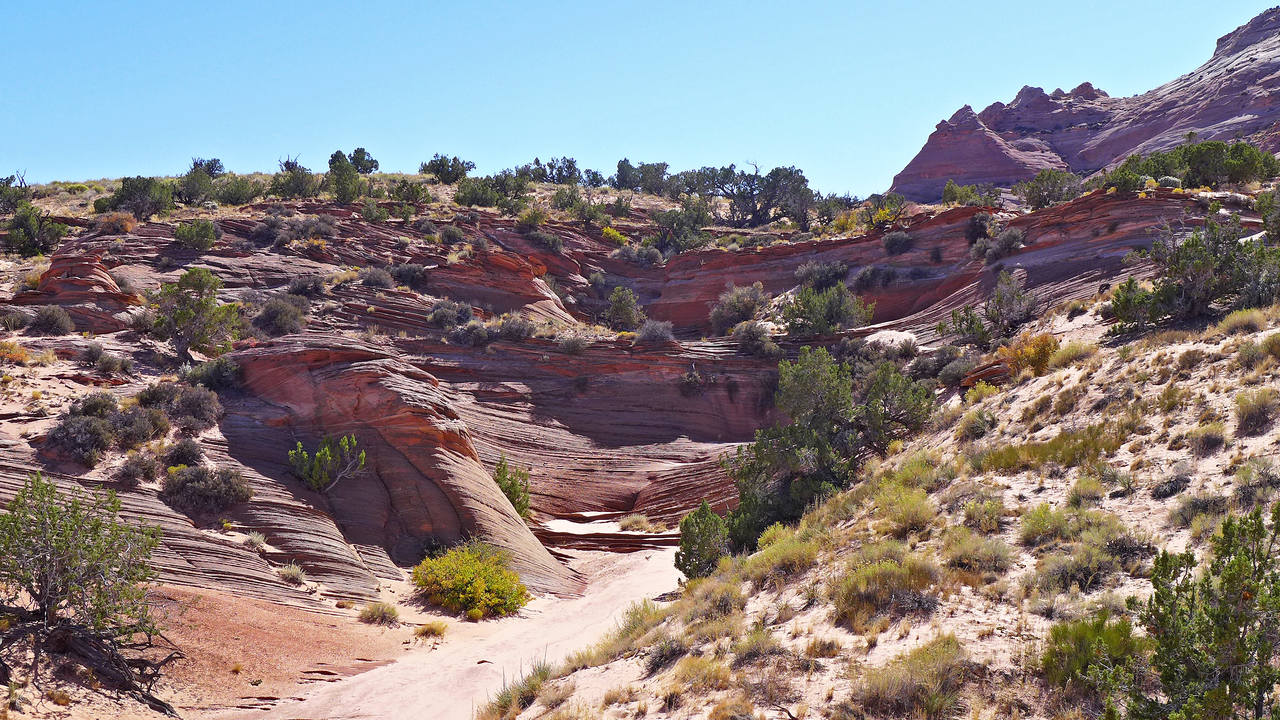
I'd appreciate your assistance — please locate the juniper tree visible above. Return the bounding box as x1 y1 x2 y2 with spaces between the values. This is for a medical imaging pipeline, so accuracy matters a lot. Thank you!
675 501 728 579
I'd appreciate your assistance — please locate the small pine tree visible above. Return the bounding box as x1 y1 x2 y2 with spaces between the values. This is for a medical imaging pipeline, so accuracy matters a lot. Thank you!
6 203 67 256
328 150 362 204
605 286 646 330
348 147 379 174
1129 503 1280 719
0 472 159 633
493 453 530 519
288 435 366 492
675 501 728 579
149 268 243 360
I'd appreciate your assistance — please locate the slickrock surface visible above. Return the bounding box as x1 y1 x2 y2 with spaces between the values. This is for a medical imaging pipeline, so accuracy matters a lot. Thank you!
0 186 1221 607
892 9 1280 200
0 173 1251 719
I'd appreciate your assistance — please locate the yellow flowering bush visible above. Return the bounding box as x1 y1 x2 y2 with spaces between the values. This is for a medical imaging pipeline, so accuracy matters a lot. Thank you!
411 541 531 620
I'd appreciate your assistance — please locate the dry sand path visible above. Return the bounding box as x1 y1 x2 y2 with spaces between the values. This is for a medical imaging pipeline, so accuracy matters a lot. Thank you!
215 548 680 720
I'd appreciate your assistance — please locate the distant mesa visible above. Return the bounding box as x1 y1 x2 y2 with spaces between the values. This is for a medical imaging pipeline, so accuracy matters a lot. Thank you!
891 8 1280 201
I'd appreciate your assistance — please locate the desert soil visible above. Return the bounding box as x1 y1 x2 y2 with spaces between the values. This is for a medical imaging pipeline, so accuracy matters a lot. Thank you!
201 547 680 720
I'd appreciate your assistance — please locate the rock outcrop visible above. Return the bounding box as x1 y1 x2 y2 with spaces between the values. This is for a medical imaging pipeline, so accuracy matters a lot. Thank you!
10 253 143 332
0 180 1238 609
229 335 582 594
891 8 1280 200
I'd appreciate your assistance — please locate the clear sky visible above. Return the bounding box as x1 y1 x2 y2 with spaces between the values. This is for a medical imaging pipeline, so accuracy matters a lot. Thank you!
2 1 1275 197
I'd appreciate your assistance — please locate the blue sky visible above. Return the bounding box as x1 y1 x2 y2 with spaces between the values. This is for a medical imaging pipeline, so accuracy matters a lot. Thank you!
2 1 1273 196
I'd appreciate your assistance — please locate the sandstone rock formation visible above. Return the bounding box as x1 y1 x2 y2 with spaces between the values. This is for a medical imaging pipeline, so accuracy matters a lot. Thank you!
0 181 1237 614
891 8 1280 200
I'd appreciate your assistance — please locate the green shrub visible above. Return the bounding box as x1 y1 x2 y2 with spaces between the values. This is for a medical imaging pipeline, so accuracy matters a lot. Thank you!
964 380 998 405
389 179 431 205
111 406 167 450
493 454 530 519
610 242 664 266
1042 611 1142 700
1032 542 1118 592
269 158 320 199
876 483 934 536
1263 332 1280 359
497 314 535 341
483 658 553 718
1235 388 1276 435
1048 341 1097 369
6 203 68 256
1238 340 1265 370
439 224 465 244
675 501 728 579
1169 493 1228 528
955 409 995 441
515 207 547 233
0 473 160 638
731 321 782 359
976 419 1136 472
359 267 394 288
173 219 219 250
96 176 174 220
556 333 588 355
178 166 213 205
601 226 625 245
943 527 1012 573
214 175 263 205
163 438 204 467
454 172 530 215
92 348 133 376
605 286 645 330
0 174 30 214
783 283 873 336
1067 475 1105 508
358 601 399 626
963 498 1004 533
830 549 937 629
327 150 362 203
1020 504 1074 546
1234 458 1280 510
882 231 912 255
854 635 967 719
411 541 531 619
161 465 252 515
525 230 562 253
428 300 472 328
1013 169 1082 209
180 356 240 391
1217 308 1266 335
359 198 388 222
971 227 1026 263
48 415 114 467
278 561 306 585
420 154 475 184
741 531 818 587
636 319 675 343
1187 422 1225 455
114 451 159 488
389 263 429 288
254 296 308 336
150 268 243 360
289 435 366 493
448 320 491 346
885 452 957 492
29 305 73 335
164 384 222 431
794 260 848 290
709 282 767 334
1132 504 1280 718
